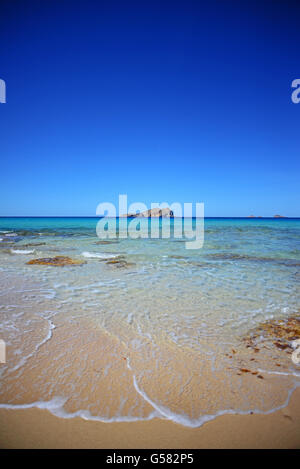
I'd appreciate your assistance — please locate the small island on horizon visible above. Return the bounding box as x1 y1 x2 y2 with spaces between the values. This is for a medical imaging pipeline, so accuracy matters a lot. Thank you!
121 207 174 218
247 214 287 218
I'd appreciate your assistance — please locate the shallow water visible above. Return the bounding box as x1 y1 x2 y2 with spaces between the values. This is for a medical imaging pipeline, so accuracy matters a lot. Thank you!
0 217 299 426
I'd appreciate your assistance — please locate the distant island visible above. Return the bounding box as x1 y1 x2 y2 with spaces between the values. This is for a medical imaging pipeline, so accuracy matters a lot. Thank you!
247 215 287 218
121 207 174 218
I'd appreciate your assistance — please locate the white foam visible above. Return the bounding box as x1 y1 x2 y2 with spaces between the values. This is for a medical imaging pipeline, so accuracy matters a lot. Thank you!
36 319 56 351
257 368 300 378
11 249 35 254
0 396 68 411
127 312 134 324
49 406 159 422
81 251 118 259
0 397 159 423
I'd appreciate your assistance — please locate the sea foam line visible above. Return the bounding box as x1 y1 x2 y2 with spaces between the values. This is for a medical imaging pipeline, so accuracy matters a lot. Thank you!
125 359 300 428
257 368 300 378
11 249 35 255
1 370 299 427
0 397 159 423
81 251 119 259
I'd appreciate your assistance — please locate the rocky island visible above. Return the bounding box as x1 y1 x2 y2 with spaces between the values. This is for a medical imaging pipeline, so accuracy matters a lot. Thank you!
121 207 174 218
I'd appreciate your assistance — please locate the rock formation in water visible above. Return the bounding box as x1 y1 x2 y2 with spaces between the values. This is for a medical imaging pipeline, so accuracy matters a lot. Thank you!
121 207 174 218
27 256 86 266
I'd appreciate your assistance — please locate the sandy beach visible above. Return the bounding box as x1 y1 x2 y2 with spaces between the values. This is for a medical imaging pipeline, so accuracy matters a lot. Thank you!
1 387 300 448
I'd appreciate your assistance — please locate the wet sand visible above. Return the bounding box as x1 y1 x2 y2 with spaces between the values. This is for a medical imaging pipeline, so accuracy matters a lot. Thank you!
0 387 299 448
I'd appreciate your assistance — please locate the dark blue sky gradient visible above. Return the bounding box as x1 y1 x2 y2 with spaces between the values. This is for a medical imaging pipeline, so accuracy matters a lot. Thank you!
0 0 299 216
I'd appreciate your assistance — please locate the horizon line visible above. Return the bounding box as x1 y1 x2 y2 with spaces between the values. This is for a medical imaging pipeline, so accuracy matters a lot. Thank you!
0 216 299 219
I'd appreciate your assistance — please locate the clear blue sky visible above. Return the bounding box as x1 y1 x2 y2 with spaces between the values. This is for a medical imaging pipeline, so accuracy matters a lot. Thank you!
0 0 299 216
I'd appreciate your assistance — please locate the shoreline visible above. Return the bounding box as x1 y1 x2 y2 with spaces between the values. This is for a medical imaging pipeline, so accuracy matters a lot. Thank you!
0 387 300 449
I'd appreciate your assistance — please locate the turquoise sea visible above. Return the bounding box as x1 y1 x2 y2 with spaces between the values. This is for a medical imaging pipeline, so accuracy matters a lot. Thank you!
0 217 299 426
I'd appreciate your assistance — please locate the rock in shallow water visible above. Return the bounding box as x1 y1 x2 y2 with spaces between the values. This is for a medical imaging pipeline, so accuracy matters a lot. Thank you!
105 258 135 268
243 315 300 351
26 256 86 266
94 240 119 245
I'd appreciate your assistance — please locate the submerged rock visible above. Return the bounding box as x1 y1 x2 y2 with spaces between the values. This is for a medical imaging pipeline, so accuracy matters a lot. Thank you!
105 257 135 269
27 256 86 266
95 240 119 245
0 249 13 255
243 315 300 352
17 242 46 247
